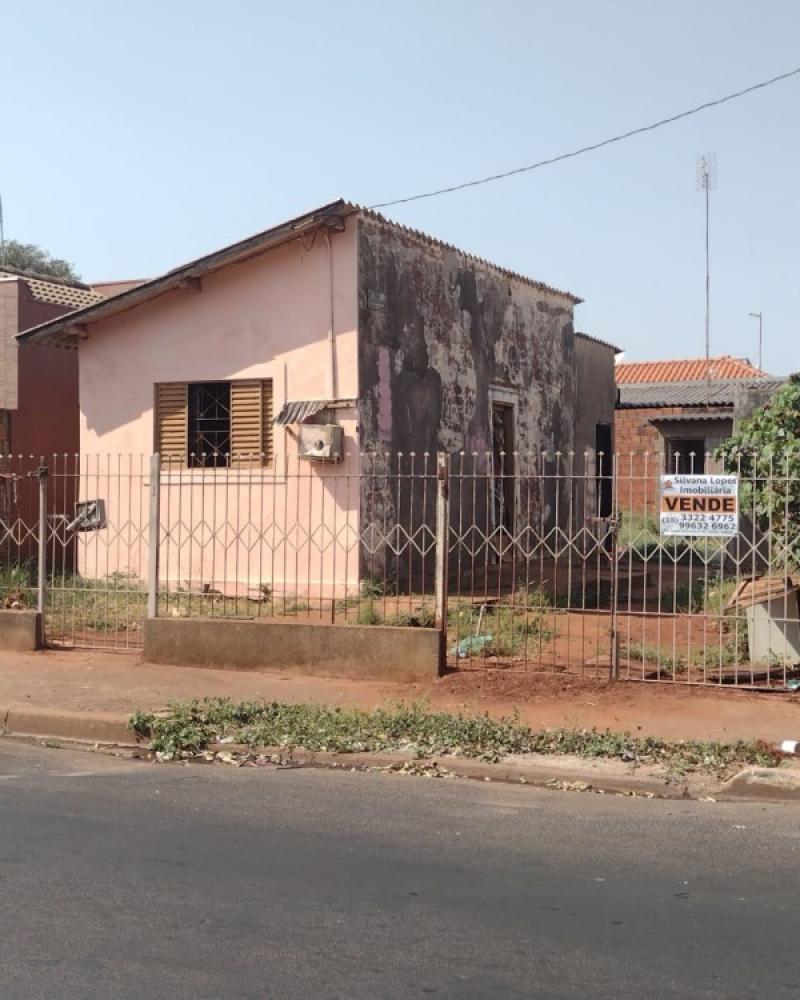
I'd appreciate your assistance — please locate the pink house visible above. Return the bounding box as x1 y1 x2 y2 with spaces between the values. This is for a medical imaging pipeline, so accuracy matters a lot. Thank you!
18 200 617 598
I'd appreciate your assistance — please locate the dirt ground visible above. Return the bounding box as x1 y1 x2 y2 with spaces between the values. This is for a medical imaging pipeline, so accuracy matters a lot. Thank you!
432 667 800 743
1 647 800 745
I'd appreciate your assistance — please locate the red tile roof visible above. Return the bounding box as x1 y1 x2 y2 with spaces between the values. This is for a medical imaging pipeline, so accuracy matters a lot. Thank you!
615 356 765 384
0 268 103 310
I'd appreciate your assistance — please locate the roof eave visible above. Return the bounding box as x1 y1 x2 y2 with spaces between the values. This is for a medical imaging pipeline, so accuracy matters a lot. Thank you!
17 199 353 348
18 196 583 345
354 205 582 305
575 331 623 354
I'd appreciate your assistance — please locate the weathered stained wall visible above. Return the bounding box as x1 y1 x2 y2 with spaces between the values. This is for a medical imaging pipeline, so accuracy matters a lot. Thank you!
356 215 578 459
355 215 587 587
574 334 618 458
573 333 619 518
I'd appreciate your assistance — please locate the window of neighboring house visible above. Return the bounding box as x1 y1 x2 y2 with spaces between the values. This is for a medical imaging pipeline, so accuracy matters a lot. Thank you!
666 437 706 475
155 379 274 468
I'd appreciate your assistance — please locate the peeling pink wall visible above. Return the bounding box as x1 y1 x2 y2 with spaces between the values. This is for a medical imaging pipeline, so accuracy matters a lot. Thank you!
78 222 361 595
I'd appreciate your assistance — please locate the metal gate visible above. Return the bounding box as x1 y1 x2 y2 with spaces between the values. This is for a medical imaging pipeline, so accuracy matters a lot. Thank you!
443 450 800 689
0 449 796 686
42 455 151 650
0 455 149 651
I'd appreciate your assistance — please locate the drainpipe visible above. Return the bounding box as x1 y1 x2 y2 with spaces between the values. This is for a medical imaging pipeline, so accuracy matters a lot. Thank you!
323 230 337 401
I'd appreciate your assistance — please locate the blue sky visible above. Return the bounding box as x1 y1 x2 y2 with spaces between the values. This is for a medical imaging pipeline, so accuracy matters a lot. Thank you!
3 0 798 373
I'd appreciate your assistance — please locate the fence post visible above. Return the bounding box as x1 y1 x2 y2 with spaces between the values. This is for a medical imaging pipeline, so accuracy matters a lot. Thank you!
434 453 450 670
609 453 621 680
36 464 48 617
147 454 161 619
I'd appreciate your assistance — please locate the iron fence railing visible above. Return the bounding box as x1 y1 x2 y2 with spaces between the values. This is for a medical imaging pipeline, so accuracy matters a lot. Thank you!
0 448 796 689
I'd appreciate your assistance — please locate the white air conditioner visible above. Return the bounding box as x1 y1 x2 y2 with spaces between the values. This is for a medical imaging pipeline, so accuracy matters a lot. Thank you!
297 424 344 461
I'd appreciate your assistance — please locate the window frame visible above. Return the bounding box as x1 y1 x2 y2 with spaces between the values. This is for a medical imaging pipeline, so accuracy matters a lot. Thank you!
488 385 519 534
154 377 274 470
665 437 706 475
187 380 232 469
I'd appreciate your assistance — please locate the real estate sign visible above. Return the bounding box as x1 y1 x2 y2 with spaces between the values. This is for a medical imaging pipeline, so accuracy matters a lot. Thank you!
659 474 739 538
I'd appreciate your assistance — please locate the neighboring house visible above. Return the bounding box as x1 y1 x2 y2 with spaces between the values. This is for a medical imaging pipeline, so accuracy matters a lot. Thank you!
575 332 623 518
615 356 785 514
92 279 146 300
18 200 618 593
0 265 104 457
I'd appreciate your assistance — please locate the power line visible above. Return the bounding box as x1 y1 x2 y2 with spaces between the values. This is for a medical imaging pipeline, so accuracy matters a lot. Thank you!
369 65 800 210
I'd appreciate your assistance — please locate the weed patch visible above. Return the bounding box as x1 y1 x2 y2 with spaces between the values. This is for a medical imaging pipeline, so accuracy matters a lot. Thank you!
130 699 783 777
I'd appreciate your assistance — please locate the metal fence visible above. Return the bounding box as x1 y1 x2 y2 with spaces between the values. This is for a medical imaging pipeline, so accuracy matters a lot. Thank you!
0 449 797 690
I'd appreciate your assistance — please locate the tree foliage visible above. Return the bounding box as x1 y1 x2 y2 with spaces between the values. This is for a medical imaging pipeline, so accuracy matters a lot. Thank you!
717 376 800 566
0 240 80 281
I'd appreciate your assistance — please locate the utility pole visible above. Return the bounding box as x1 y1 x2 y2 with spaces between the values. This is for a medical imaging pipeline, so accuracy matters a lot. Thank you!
697 154 716 406
749 311 763 372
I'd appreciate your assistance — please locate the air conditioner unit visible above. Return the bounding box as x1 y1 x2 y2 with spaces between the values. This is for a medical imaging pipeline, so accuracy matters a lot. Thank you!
297 424 344 461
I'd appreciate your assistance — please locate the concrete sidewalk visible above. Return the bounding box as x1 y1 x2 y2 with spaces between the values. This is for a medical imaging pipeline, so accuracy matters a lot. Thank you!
1 647 800 747
3 648 800 801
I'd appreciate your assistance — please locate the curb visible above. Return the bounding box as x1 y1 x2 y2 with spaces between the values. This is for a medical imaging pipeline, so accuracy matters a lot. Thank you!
259 747 699 799
2 706 800 802
0 706 134 746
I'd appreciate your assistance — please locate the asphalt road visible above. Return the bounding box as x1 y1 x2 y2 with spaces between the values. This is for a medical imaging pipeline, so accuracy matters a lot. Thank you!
1 740 799 1000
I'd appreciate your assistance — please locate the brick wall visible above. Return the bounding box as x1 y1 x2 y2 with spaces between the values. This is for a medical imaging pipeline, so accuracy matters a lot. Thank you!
614 406 733 516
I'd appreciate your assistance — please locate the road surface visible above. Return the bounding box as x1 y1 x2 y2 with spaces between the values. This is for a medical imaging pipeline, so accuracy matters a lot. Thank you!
1 739 798 999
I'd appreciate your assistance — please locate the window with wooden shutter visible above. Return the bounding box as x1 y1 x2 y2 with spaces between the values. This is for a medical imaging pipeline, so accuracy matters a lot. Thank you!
155 383 188 466
261 379 274 467
230 380 262 466
155 379 273 468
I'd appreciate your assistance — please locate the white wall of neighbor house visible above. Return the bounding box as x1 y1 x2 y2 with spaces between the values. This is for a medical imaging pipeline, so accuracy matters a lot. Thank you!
76 222 362 597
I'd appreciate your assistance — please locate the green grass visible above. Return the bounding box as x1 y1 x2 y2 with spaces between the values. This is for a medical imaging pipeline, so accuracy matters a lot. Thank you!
625 629 750 673
618 512 727 564
129 698 784 776
446 589 553 658
0 561 317 637
655 576 740 616
0 562 38 605
617 513 660 550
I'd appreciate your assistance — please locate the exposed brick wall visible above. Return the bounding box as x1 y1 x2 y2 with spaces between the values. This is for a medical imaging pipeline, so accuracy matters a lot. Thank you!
614 406 732 516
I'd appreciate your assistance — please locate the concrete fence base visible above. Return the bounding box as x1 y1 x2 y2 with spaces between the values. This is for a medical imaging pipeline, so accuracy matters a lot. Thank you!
0 610 42 652
144 618 443 682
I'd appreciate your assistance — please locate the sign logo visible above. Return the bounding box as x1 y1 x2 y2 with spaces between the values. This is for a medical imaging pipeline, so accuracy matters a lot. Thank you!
659 474 739 538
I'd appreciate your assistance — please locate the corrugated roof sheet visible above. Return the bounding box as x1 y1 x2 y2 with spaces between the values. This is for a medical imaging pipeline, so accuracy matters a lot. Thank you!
648 413 732 424
618 377 786 408
274 400 331 425
355 204 581 305
615 356 766 384
19 199 582 349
